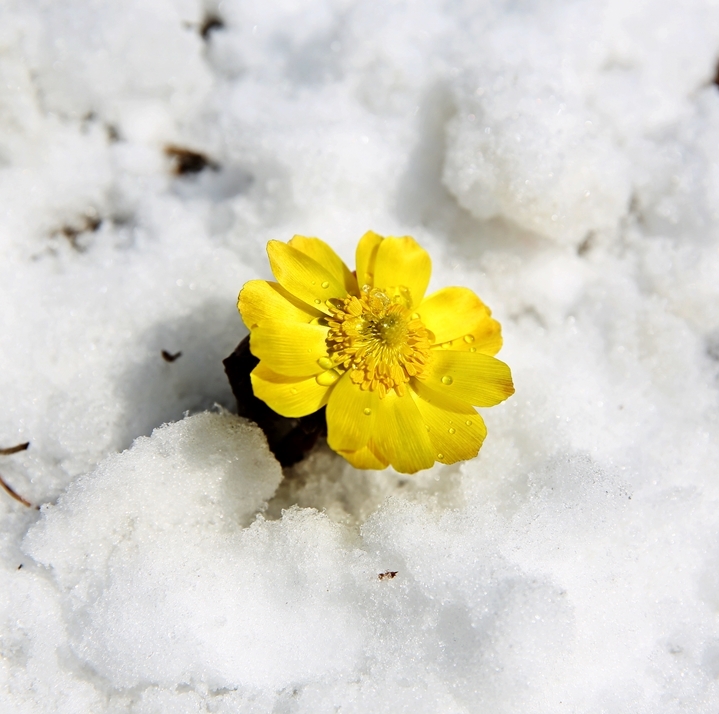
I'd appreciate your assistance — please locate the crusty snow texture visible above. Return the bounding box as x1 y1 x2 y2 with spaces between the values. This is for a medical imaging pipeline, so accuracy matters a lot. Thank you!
2 0 719 712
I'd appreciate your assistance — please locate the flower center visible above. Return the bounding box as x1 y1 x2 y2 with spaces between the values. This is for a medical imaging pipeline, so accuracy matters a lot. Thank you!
325 286 432 398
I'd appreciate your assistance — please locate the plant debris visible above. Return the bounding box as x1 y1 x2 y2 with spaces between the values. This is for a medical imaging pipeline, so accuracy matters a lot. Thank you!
200 14 224 39
54 213 102 252
165 145 219 175
378 571 398 580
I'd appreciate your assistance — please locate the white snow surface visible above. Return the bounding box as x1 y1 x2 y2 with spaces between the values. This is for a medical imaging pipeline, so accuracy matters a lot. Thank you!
2 0 719 711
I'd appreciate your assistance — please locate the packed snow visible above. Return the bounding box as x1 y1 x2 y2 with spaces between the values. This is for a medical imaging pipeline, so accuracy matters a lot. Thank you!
2 0 719 711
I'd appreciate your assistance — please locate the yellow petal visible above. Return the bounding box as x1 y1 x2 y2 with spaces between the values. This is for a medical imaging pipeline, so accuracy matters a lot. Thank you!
355 230 384 288
423 351 515 407
410 380 487 464
249 321 329 376
239 280 322 329
373 236 432 309
250 363 330 418
267 241 347 314
435 320 503 356
374 389 435 474
418 287 503 355
338 443 388 470
289 235 358 297
326 373 380 452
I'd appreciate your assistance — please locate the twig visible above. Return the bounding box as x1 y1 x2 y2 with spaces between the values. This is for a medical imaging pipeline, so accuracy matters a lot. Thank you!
0 472 33 508
0 442 29 456
0 442 34 507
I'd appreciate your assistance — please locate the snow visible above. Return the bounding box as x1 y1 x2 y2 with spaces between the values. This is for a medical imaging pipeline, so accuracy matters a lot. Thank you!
2 0 719 711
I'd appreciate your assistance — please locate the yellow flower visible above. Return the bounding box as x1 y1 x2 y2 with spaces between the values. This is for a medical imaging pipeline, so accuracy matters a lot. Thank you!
238 231 514 474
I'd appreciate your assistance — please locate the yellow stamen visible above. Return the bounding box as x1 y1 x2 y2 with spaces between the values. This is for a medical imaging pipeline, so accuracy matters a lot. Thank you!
325 286 432 397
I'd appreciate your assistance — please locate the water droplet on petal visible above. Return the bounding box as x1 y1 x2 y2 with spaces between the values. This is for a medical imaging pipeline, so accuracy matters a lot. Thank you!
469 347 476 353
290 388 298 394
314 299 321 304
411 313 420 320
318 357 333 370
316 369 340 386
448 427 456 434
441 375 453 385
363 407 372 416
464 334 475 343
321 281 330 289
465 420 472 426
437 453 444 460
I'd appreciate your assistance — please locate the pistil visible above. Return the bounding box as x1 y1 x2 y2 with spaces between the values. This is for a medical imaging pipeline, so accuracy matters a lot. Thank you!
325 286 432 398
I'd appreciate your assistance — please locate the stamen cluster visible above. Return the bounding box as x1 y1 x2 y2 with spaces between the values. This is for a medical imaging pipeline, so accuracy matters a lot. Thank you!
326 286 432 398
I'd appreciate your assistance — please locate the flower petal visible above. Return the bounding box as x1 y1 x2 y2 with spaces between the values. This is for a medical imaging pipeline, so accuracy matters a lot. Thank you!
373 236 431 308
239 280 322 329
289 235 358 297
249 321 329 376
251 363 330 418
326 373 380 452
267 240 347 314
423 351 515 407
410 380 487 464
418 287 503 355
355 230 384 288
374 389 435 474
338 443 388 470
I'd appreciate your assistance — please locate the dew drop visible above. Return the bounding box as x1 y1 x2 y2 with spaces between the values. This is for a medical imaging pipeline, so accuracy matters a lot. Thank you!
437 453 444 460
314 299 321 304
321 281 330 289
441 375 453 385
411 312 420 320
363 407 372 416
448 427 456 434
469 347 476 353
463 334 475 343
318 357 333 370
290 387 298 394
465 420 472 426
316 369 340 386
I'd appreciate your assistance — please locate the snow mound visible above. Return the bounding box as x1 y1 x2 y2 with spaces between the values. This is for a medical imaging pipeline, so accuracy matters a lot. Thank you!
23 412 371 691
